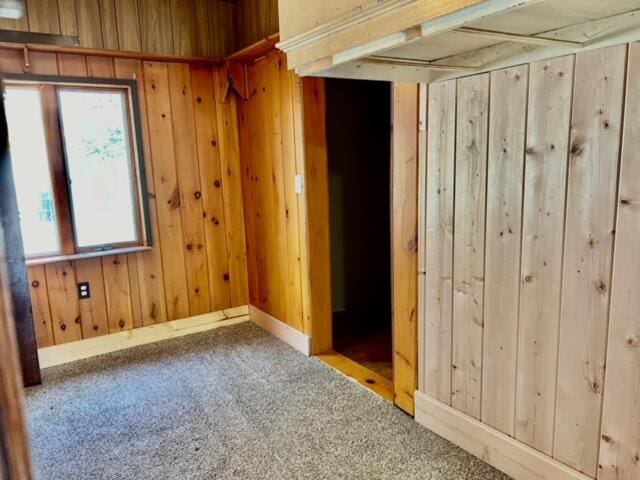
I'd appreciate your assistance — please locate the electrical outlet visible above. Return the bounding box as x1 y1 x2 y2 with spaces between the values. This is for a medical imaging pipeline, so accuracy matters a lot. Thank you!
78 282 91 300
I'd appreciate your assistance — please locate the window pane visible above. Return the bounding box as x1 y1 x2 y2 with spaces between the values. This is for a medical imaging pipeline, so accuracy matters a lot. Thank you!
4 87 60 256
58 89 139 249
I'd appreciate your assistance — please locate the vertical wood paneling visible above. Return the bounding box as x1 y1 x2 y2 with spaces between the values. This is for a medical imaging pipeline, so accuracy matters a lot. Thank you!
424 79 455 405
114 0 142 52
138 0 174 55
143 61 190 320
45 262 81 343
26 0 61 34
553 45 626 477
515 55 574 455
481 65 528 435
451 73 489 420
171 0 197 57
26 266 54 348
234 0 278 49
392 81 419 415
98 0 119 50
102 255 134 332
57 0 78 35
191 65 232 310
113 58 168 326
73 259 109 338
75 0 103 49
598 42 640 480
167 62 211 315
213 67 249 307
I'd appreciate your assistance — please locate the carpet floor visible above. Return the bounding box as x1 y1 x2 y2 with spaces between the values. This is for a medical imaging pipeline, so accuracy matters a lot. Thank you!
25 321 511 480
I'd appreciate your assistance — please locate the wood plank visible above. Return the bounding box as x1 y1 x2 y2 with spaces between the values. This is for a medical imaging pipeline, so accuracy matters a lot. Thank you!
0 8 29 31
57 0 78 36
190 64 232 310
481 64 528 435
415 392 592 480
277 61 304 330
392 81 419 415
417 82 427 394
451 73 489 420
73 258 109 338
0 48 22 73
126 254 143 329
170 0 197 57
193 0 212 56
598 41 640 480
167 62 211 315
553 45 626 477
208 0 235 57
56 52 87 76
26 0 60 34
113 58 168 326
424 79 455 404
75 0 103 49
142 61 189 320
39 308 249 368
301 76 332 351
26 265 55 348
138 0 174 55
114 0 142 52
0 225 33 480
213 66 249 307
316 351 393 402
98 0 119 50
102 255 134 332
45 261 82 344
86 55 114 77
29 51 58 74
250 305 310 356
515 55 574 455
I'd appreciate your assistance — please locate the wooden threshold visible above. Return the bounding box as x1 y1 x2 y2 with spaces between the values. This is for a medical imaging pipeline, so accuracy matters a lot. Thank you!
38 305 249 368
315 350 393 403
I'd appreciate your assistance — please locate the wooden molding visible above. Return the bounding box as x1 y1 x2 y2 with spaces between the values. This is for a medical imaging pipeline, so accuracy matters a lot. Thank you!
414 392 592 480
226 33 280 63
249 305 311 356
38 305 250 368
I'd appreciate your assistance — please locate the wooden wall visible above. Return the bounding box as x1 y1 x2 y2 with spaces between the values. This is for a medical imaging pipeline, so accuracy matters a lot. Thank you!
419 42 640 479
0 46 248 348
0 0 236 57
234 0 278 49
239 49 311 335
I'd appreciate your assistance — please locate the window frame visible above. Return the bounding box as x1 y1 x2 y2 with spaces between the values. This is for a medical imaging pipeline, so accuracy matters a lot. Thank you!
1 74 153 265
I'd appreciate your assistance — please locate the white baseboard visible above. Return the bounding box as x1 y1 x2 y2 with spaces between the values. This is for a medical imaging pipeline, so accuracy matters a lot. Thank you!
414 391 591 480
39 305 249 368
249 305 311 356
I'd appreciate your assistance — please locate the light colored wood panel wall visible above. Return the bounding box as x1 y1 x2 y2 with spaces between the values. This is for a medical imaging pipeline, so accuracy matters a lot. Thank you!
451 73 489 420
599 41 640 480
554 45 626 477
0 48 248 347
424 79 455 405
481 64 527 435
0 0 236 57
515 55 574 455
419 42 640 480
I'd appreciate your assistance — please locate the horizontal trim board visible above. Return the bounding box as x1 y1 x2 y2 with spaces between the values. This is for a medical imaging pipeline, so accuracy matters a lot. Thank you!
0 30 79 47
38 305 249 368
249 305 311 356
414 391 592 480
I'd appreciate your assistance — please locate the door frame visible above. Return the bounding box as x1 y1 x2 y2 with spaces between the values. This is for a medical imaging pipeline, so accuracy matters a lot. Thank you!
301 79 419 415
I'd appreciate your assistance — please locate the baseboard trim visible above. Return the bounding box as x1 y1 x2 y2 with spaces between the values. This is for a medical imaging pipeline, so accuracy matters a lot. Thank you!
38 305 249 368
249 305 311 356
414 391 591 480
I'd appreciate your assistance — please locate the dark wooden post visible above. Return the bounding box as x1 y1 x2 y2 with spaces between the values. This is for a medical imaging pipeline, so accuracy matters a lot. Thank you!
0 91 41 387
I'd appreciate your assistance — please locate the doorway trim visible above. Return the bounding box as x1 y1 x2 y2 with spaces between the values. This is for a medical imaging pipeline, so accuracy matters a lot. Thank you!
300 78 419 414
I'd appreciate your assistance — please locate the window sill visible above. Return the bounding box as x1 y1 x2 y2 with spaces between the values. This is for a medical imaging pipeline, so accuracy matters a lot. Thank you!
25 246 152 267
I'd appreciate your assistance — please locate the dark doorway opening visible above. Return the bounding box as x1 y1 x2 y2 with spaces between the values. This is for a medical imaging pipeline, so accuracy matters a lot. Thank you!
326 78 392 381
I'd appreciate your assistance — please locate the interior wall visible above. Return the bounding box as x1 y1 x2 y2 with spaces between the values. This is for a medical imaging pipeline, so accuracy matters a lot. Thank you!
419 42 639 479
326 78 391 317
0 0 236 57
238 49 310 334
234 0 279 50
0 47 248 348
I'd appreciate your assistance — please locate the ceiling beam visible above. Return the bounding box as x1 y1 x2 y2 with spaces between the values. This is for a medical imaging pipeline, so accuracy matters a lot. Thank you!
366 55 478 71
455 26 584 48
